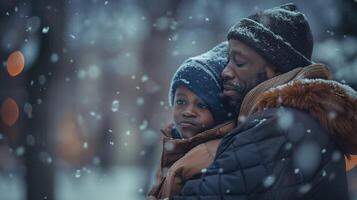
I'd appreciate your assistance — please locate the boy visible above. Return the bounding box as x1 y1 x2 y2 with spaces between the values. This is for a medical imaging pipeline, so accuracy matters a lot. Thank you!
148 42 236 199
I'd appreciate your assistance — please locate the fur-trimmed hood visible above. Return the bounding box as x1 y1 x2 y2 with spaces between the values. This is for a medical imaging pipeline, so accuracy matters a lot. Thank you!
246 67 357 157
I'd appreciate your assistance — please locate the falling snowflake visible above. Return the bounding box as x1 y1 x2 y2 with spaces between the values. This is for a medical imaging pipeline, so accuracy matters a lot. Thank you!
83 142 88 149
164 142 174 151
111 100 120 112
38 75 46 85
24 102 33 119
139 120 148 131
141 75 149 82
263 175 276 188
74 170 81 178
136 97 144 106
125 130 131 135
50 53 59 63
15 146 25 156
42 26 50 34
277 108 293 130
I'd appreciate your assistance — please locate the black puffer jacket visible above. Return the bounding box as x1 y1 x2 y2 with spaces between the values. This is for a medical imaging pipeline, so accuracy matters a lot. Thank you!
174 107 348 200
174 78 357 200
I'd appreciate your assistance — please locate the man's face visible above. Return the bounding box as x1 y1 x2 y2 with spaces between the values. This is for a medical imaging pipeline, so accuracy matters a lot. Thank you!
173 86 215 138
221 39 276 110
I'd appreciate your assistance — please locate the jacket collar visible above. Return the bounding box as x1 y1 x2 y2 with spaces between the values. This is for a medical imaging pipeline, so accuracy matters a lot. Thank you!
160 121 236 168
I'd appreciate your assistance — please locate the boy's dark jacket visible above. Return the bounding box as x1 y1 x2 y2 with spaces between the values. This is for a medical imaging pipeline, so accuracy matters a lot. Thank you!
174 64 357 200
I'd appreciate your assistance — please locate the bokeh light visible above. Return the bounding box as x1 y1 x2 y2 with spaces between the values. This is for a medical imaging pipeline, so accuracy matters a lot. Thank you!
1 98 20 126
7 51 25 77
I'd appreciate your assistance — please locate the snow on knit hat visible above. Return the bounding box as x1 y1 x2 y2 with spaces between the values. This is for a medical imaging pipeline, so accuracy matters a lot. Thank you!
227 3 313 73
169 41 231 125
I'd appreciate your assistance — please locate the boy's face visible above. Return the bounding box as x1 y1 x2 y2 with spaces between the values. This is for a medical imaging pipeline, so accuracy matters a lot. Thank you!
173 86 215 138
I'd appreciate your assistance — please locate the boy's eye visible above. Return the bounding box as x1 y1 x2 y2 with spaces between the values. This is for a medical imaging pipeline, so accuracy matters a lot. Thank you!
197 102 209 109
175 99 186 105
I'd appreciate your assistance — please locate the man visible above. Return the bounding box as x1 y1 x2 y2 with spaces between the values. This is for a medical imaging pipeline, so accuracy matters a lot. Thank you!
174 3 357 200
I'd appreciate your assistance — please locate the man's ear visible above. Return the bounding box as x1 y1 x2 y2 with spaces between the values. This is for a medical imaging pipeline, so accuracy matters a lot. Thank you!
266 64 280 78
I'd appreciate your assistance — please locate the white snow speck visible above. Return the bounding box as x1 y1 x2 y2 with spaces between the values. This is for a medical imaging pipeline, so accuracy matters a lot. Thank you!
322 170 327 177
136 97 144 106
164 142 174 151
125 130 131 136
254 118 267 128
263 175 276 188
24 102 33 119
141 75 148 82
88 65 101 79
92 157 100 165
332 151 342 162
15 146 25 156
83 142 88 149
51 53 59 63
111 100 120 112
139 120 148 131
42 26 50 34
74 170 81 178
38 75 46 85
299 184 311 195
277 108 293 130
321 148 326 154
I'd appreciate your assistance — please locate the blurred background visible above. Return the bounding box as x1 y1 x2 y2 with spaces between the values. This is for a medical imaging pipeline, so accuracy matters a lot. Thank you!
0 0 356 199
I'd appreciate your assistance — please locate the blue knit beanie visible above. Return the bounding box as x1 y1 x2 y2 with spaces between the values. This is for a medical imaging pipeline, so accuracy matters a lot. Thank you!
169 41 232 125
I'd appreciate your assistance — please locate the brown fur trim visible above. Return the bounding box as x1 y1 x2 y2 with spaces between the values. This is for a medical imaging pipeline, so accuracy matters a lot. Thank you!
253 79 357 156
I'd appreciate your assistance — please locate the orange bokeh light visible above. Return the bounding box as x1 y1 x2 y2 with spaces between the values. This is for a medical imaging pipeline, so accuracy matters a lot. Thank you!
7 51 25 77
1 98 19 126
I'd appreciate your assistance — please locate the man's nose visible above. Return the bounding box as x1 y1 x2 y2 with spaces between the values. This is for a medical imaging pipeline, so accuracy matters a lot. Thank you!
221 65 234 81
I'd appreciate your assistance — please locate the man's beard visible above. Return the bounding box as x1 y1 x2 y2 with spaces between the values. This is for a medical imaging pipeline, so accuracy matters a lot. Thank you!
222 81 248 114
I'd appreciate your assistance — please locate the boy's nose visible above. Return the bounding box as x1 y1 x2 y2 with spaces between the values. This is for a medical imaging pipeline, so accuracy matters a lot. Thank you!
182 106 196 118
